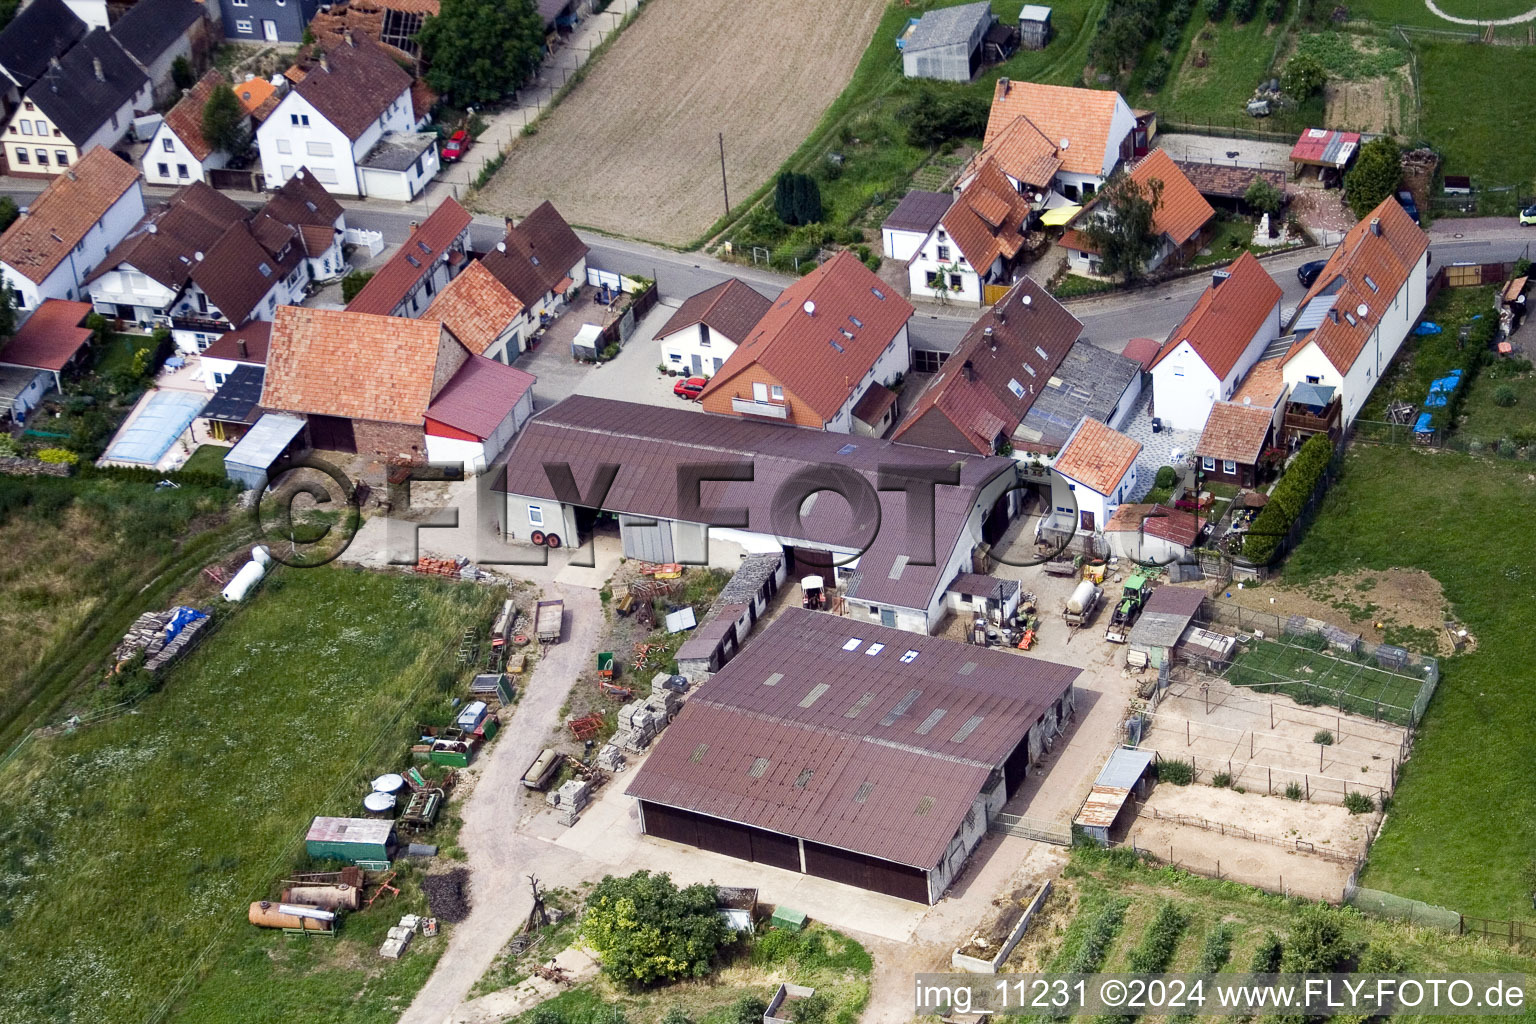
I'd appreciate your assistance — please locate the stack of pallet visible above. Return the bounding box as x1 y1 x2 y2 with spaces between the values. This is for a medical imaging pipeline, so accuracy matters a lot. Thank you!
613 688 682 753
114 608 213 673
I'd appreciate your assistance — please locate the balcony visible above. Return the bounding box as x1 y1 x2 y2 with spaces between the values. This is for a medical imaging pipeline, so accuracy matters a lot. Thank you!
731 397 789 419
170 313 231 332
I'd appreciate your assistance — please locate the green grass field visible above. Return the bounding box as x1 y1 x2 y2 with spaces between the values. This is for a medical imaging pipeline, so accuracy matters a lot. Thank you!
1226 637 1426 723
0 565 500 1024
180 443 233 476
1281 445 1536 920
1347 0 1536 27
1416 40 1536 190
1460 359 1536 440
1143 11 1316 129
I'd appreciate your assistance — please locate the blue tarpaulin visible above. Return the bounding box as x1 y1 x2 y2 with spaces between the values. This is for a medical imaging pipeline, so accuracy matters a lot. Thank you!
1414 413 1434 434
1414 322 1442 335
164 606 206 641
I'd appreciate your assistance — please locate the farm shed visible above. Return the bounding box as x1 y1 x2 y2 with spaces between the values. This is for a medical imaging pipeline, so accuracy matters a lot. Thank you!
1126 585 1205 668
1289 128 1360 182
627 608 1081 904
305 816 397 864
224 412 306 489
902 2 995 82
1074 746 1153 846
1018 4 1051 49
0 298 93 391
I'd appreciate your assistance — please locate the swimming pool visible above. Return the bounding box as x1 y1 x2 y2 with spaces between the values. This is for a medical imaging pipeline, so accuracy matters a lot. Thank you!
103 390 208 466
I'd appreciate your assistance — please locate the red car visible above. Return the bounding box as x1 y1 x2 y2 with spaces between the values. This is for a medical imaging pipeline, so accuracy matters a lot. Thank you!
441 129 470 163
673 376 708 399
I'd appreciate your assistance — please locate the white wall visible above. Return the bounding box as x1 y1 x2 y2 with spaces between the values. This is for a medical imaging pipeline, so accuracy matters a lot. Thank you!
143 121 228 185
907 225 983 307
1152 301 1278 432
259 86 415 196
358 140 438 201
882 226 927 262
9 183 146 312
1107 527 1189 564
201 353 259 389
4 369 51 417
503 493 580 546
425 432 489 474
1050 467 1130 534
660 322 737 377
89 268 179 324
826 322 911 433
140 34 196 107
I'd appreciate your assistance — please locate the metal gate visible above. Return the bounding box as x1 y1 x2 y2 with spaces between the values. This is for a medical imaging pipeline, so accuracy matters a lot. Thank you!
988 813 1072 845
620 514 675 562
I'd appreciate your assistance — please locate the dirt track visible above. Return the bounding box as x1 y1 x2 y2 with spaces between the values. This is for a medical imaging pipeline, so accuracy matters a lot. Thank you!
474 0 887 245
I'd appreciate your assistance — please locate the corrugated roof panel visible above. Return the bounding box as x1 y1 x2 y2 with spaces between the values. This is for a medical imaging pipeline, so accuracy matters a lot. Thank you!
798 683 831 709
914 708 948 736
844 692 876 719
879 688 924 726
749 756 770 779
951 715 985 743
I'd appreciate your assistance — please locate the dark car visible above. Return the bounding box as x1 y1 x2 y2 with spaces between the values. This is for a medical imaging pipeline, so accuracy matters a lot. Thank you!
1396 190 1420 224
673 376 708 399
1297 259 1329 288
441 129 470 163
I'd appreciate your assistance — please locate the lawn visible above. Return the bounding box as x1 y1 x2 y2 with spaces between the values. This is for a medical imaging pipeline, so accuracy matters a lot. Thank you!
181 442 233 476
1191 216 1257 266
1016 848 1536 1004
1281 445 1536 920
1226 636 1427 724
0 565 502 1024
1358 283 1496 422
1416 40 1536 193
1144 10 1322 132
0 472 235 740
95 331 159 378
1460 357 1536 441
1346 0 1536 27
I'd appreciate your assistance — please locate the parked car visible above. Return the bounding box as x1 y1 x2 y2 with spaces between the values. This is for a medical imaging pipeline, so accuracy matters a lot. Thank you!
1520 204 1536 226
1297 259 1329 287
1396 190 1420 224
441 130 470 163
673 376 708 399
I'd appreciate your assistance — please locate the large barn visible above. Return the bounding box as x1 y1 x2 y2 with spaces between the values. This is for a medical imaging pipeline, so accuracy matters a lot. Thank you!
626 608 1081 904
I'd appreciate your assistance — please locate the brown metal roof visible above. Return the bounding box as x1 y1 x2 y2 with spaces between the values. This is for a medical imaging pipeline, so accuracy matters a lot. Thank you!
851 382 897 425
346 198 471 315
1075 785 1132 828
699 251 914 424
498 396 1016 612
655 278 770 345
894 276 1081 454
480 201 589 308
627 608 1080 868
882 190 953 234
0 148 141 285
425 354 534 439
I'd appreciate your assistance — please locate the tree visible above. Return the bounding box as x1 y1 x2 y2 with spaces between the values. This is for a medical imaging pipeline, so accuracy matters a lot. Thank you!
900 86 988 148
1082 172 1164 282
726 997 769 1024
1280 905 1351 973
1281 52 1326 100
1245 177 1283 235
417 0 546 106
171 56 194 92
1345 136 1402 219
0 274 14 338
773 173 822 226
580 870 734 987
0 195 17 233
201 81 247 156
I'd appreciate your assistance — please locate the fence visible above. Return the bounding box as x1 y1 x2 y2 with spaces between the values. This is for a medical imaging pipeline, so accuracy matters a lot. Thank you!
1158 116 1303 145
1140 722 1394 806
989 812 1072 845
1144 807 1358 863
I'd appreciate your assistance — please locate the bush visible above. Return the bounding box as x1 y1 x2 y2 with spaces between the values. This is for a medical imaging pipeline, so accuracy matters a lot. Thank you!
1128 903 1188 972
581 870 734 987
36 448 80 465
726 997 769 1024
1282 905 1352 972
341 271 375 303
1265 0 1286 20
0 434 19 457
1344 791 1376 815
1157 758 1193 785
899 85 989 148
1065 899 1128 975
1211 771 1232 788
1251 930 1284 972
1234 0 1259 21
1143 53 1172 91
1242 433 1334 564
1282 52 1326 99
1313 729 1334 745
1203 0 1228 17
1499 438 1517 458
1155 465 1178 489
789 991 832 1024
1285 781 1304 800
1495 385 1517 407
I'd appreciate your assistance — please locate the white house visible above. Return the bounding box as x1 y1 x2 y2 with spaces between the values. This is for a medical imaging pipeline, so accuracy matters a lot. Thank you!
422 357 538 474
143 71 243 186
907 157 1030 307
965 78 1138 202
1046 416 1142 537
0 147 144 313
881 189 951 261
109 0 206 107
62 0 109 28
4 29 150 178
199 320 269 390
1062 149 1214 277
356 131 439 201
422 260 527 365
256 32 427 198
1149 252 1283 432
1281 197 1429 427
252 168 350 281
655 278 771 378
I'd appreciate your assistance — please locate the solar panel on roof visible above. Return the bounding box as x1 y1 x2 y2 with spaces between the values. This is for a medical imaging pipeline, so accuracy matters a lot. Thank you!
879 689 923 726
914 709 947 736
798 683 830 708
951 715 985 743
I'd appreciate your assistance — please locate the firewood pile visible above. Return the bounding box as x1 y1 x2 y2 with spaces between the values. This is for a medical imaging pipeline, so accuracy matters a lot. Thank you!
421 868 471 923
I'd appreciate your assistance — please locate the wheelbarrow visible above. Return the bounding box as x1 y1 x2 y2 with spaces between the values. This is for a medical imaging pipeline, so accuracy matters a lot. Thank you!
597 651 616 679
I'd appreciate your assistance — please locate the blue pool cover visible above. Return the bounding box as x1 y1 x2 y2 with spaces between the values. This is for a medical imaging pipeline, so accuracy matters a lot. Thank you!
104 390 207 465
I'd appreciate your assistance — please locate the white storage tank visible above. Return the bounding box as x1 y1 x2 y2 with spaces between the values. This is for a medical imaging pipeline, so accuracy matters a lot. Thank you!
222 560 266 602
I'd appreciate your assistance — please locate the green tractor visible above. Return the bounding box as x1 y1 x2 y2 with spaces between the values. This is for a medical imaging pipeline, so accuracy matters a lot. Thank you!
1104 575 1149 643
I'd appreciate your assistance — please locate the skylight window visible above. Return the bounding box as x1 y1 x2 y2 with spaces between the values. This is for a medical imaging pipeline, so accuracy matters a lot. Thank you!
900 649 919 664
1023 363 1036 377
844 692 876 718
1035 345 1049 359
530 255 541 265
853 780 875 803
1363 274 1378 292
1345 312 1357 326
405 254 421 268
865 642 885 656
836 442 857 455
951 715 985 743
914 709 948 735
871 286 886 300
879 689 923 726
763 671 783 687
829 338 845 353
915 796 935 816
689 742 709 763
257 262 272 277
797 683 830 708
842 637 863 651
304 200 317 212
849 315 864 328
748 757 770 779
1007 378 1025 398
794 768 814 789
416 241 431 255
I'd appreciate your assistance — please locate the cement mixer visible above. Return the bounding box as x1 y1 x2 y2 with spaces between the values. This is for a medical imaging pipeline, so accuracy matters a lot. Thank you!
248 901 336 931
1063 580 1101 627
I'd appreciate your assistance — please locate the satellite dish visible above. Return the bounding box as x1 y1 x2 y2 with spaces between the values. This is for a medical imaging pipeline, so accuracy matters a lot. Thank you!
1205 389 1215 400
1356 303 1369 317
1243 395 1252 406
194 251 204 261
803 300 816 316
496 241 506 252
1033 192 1043 202
147 224 157 234
1059 138 1070 149
1022 294 1032 306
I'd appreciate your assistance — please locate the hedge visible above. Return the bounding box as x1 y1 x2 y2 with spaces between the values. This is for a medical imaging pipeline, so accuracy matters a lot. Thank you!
1241 433 1334 565
79 462 237 491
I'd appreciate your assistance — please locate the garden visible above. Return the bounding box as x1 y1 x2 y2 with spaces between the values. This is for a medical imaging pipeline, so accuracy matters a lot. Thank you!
0 565 502 1024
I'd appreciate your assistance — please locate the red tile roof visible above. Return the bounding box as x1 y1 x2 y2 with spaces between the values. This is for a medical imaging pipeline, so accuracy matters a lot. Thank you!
346 198 471 315
422 260 525 355
626 608 1081 870
1105 502 1202 547
201 320 271 364
1233 356 1287 408
1130 149 1214 246
290 33 411 142
941 158 1031 273
1195 401 1273 464
425 355 534 439
700 251 914 423
162 70 229 162
234 76 277 118
1283 196 1428 375
656 278 771 345
1053 417 1140 495
893 276 1081 454
263 306 468 424
1119 336 1163 370
479 201 589 307
0 299 91 371
981 80 1128 178
0 148 140 285
968 111 1062 189
1153 252 1282 380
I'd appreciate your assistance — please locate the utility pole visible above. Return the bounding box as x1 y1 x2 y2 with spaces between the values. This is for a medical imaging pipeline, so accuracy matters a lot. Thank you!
718 132 729 217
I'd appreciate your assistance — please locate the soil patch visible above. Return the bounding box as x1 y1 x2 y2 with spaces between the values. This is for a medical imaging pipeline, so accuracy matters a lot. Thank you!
1213 568 1454 653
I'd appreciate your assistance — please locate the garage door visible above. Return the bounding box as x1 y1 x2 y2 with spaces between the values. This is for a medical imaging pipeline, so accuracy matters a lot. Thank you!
620 514 674 562
802 840 930 903
639 802 800 872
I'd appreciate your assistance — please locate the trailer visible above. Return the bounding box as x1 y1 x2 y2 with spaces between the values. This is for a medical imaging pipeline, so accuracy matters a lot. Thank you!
523 748 564 790
1043 553 1078 577
1063 580 1101 628
535 599 564 644
1104 575 1150 644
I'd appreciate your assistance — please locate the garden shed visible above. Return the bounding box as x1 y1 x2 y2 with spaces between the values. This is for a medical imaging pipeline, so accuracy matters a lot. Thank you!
224 412 307 490
902 1 995 82
1018 5 1052 49
305 816 397 865
1074 746 1154 846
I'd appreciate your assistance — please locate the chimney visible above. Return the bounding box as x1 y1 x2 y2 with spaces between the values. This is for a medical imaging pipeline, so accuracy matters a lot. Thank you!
408 220 418 233
998 77 1010 95
319 51 329 73
1329 308 1340 324
344 29 355 47
1369 218 1381 236
237 336 248 358
92 57 103 82
983 326 994 341
65 169 76 181
1212 269 1231 289
962 359 975 381
505 216 515 232
996 307 1007 325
